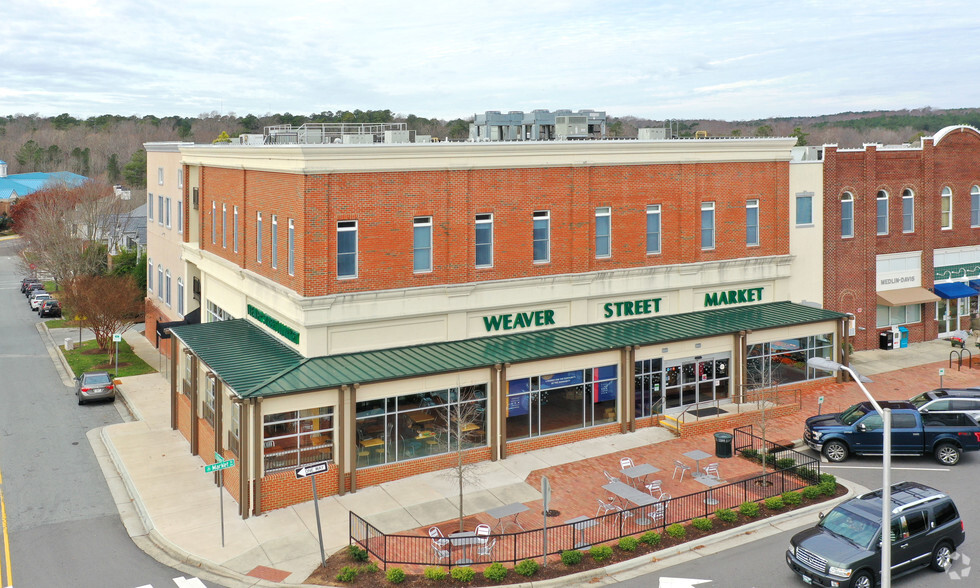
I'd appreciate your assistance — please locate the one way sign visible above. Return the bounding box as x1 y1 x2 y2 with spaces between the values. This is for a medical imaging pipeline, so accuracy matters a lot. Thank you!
295 461 329 479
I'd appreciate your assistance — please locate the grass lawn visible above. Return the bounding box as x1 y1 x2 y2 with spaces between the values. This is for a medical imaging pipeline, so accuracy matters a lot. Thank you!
63 338 156 378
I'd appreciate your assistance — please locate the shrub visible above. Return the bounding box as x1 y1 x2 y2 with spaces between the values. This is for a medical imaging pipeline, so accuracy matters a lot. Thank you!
775 457 797 470
336 566 359 583
619 536 640 552
364 562 379 573
386 568 406 584
640 531 661 546
665 524 686 539
764 496 785 510
347 544 369 562
739 501 761 517
691 517 712 531
802 485 822 500
782 491 803 506
818 473 838 496
483 562 508 582
424 567 448 581
741 448 759 460
715 508 738 523
796 466 819 483
590 545 614 562
514 559 539 577
561 550 583 565
450 567 475 583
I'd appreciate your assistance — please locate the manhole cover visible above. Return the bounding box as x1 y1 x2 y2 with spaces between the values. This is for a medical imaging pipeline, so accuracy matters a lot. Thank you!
544 509 560 517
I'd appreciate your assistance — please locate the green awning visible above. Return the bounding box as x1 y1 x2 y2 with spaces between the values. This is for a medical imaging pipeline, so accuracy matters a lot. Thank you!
172 301 846 399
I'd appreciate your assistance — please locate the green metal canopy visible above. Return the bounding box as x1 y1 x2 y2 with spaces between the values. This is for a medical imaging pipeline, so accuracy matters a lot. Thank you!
170 301 846 399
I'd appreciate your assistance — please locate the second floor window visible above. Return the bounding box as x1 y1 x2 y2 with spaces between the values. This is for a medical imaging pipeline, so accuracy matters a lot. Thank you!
533 211 550 263
211 202 216 244
700 202 715 250
177 199 183 233
147 257 153 291
413 216 432 273
288 219 295 276
595 207 611 258
337 220 357 278
271 215 278 268
902 189 914 232
796 192 813 225
158 196 164 226
177 277 184 315
147 194 153 220
256 212 263 263
157 265 163 299
876 190 888 235
165 270 171 306
165 197 171 228
221 204 228 248
941 186 952 230
475 213 493 268
746 199 759 246
646 205 661 254
841 192 854 238
971 185 980 227
233 206 239 252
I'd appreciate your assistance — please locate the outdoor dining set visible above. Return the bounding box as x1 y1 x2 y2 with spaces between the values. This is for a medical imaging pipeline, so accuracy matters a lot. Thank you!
428 502 530 564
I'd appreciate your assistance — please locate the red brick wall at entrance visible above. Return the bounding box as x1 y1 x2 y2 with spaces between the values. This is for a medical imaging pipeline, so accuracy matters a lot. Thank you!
823 128 980 351
143 299 174 359
197 162 790 298
262 468 341 512
506 423 621 456
176 393 192 441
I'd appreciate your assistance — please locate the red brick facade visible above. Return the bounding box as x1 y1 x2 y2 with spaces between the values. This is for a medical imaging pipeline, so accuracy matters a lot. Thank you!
823 127 980 350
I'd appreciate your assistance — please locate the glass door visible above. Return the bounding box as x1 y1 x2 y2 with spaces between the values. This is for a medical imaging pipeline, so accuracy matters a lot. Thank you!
937 298 955 336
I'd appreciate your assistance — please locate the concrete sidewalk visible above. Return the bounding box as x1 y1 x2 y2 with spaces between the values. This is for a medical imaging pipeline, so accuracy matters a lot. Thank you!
41 323 980 586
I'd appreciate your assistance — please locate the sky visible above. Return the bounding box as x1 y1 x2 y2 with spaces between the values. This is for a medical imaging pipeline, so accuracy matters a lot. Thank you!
3 0 979 122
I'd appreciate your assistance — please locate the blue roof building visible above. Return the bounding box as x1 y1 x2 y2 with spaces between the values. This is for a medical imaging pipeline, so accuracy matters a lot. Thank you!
0 160 89 211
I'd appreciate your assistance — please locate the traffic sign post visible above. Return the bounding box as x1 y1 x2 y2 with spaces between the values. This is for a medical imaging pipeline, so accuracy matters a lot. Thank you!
296 461 330 565
112 333 121 376
205 457 235 546
541 476 551 567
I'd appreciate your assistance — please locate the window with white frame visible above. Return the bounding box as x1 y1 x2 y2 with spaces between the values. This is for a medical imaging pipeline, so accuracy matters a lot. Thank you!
337 220 357 278
902 189 914 233
876 190 888 235
971 185 980 227
158 195 164 225
206 301 233 322
256 212 263 263
157 167 164 185
147 193 153 220
700 201 715 250
233 206 239 253
941 186 952 230
157 265 163 299
646 204 661 254
263 407 333 472
177 277 184 315
796 192 813 225
165 197 171 228
176 168 183 189
221 204 227 248
288 218 295 276
841 192 854 238
211 202 216 244
147 257 153 291
413 216 432 272
177 199 182 233
746 199 759 246
475 213 493 268
533 211 550 263
595 207 611 258
229 402 241 456
203 374 216 426
165 270 171 307
271 215 278 268
876 304 922 328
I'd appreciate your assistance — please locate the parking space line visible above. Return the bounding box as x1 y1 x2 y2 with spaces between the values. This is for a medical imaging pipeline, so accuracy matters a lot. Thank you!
0 467 12 588
821 465 949 471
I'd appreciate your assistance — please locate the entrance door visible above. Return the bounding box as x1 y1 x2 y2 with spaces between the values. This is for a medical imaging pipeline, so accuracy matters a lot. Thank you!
663 355 731 412
937 298 955 335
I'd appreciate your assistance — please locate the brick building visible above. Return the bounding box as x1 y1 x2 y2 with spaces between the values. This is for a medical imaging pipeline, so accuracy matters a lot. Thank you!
822 125 980 351
153 131 845 517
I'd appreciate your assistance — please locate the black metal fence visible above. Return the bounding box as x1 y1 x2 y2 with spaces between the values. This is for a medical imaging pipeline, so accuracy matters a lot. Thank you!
350 427 821 569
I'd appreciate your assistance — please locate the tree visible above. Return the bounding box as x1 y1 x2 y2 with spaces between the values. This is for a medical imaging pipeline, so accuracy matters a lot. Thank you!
754 124 774 137
122 149 146 187
110 248 147 295
790 127 809 146
61 274 144 352
435 386 486 532
446 119 470 139
730 129 742 136
213 131 232 143
105 154 121 183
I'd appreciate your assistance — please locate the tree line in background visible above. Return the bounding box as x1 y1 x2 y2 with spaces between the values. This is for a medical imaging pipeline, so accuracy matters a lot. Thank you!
2 106 980 192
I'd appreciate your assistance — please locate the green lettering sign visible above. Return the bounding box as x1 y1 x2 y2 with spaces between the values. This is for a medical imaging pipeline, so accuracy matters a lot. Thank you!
601 298 664 319
247 305 300 344
703 288 763 308
483 308 557 332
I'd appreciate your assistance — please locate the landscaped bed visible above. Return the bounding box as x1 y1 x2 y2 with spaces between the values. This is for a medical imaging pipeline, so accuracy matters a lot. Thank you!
305 475 846 587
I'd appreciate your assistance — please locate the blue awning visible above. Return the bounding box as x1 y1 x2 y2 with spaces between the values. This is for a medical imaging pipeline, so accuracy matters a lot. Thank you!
934 282 980 299
971 279 980 290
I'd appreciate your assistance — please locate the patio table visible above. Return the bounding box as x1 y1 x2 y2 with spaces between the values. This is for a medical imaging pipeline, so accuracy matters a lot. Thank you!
693 473 722 505
683 449 713 474
486 502 530 532
448 531 481 564
619 463 660 489
565 515 599 550
602 480 656 524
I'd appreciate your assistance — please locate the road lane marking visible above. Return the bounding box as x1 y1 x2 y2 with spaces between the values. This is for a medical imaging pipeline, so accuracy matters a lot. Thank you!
0 466 11 588
821 465 949 471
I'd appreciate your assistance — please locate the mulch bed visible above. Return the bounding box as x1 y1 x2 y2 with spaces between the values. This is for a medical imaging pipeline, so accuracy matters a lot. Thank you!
305 484 846 587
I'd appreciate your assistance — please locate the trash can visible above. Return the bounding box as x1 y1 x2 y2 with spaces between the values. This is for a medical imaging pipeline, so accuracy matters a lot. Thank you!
879 331 893 350
714 432 733 458
64 337 73 351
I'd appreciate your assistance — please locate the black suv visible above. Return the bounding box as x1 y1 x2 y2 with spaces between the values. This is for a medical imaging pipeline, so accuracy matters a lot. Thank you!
787 482 964 587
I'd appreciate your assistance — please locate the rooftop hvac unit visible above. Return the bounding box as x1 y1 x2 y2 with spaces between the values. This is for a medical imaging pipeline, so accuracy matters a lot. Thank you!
555 116 589 139
239 134 264 145
342 134 374 144
416 135 432 143
384 130 411 144
638 128 668 140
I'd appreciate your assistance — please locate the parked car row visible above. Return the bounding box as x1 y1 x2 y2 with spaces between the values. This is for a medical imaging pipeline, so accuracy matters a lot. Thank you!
20 276 61 318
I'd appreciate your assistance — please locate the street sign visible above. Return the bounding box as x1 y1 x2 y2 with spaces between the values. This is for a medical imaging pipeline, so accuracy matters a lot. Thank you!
818 396 824 404
295 461 329 479
214 452 224 461
113 333 122 342
939 368 946 376
205 458 235 473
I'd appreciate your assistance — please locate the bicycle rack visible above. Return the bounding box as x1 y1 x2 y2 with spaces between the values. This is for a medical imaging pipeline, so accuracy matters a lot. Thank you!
949 348 973 370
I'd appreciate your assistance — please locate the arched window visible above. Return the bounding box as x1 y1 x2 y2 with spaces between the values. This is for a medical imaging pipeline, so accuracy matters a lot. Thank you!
876 190 888 235
941 186 953 230
840 192 854 238
902 189 914 232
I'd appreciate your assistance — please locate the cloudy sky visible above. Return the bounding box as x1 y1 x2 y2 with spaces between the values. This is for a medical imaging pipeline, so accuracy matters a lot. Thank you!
3 0 978 121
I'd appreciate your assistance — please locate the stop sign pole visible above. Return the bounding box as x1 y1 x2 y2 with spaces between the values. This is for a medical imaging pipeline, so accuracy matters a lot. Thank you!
296 461 329 566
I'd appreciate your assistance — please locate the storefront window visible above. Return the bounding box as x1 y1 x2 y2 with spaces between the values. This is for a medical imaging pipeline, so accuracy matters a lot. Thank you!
263 407 333 473
747 334 833 388
634 358 663 417
506 366 617 441
354 385 487 467
876 304 922 328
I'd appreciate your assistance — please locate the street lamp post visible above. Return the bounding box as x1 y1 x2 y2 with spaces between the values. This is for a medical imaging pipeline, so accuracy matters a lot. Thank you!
807 357 891 588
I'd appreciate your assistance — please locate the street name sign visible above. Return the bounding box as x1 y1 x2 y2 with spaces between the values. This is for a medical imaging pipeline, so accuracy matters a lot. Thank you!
205 458 235 473
295 461 329 479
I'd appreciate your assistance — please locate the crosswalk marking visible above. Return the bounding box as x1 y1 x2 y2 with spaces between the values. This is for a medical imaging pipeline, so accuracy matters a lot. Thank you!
134 577 206 588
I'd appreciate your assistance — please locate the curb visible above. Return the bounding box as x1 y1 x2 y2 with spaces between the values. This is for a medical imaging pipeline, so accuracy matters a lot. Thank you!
523 478 862 588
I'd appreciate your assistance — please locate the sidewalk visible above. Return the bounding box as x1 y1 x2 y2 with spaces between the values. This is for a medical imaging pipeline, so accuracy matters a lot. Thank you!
44 324 980 586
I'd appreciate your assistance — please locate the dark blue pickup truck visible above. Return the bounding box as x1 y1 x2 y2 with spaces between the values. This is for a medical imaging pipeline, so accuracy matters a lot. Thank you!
804 400 980 465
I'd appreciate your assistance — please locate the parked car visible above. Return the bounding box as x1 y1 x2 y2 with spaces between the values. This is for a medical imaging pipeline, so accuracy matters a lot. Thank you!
20 277 41 293
25 282 45 297
803 400 980 465
29 292 52 310
787 481 965 587
38 299 62 318
74 371 115 405
910 388 980 421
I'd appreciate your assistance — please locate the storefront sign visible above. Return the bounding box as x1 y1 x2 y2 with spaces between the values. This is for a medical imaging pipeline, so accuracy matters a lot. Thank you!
602 297 662 319
703 287 764 308
483 309 556 332
247 304 300 344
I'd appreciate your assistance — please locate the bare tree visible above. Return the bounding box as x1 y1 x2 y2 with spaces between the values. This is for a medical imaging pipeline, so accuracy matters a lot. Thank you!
744 356 781 478
435 387 487 533
60 275 144 353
